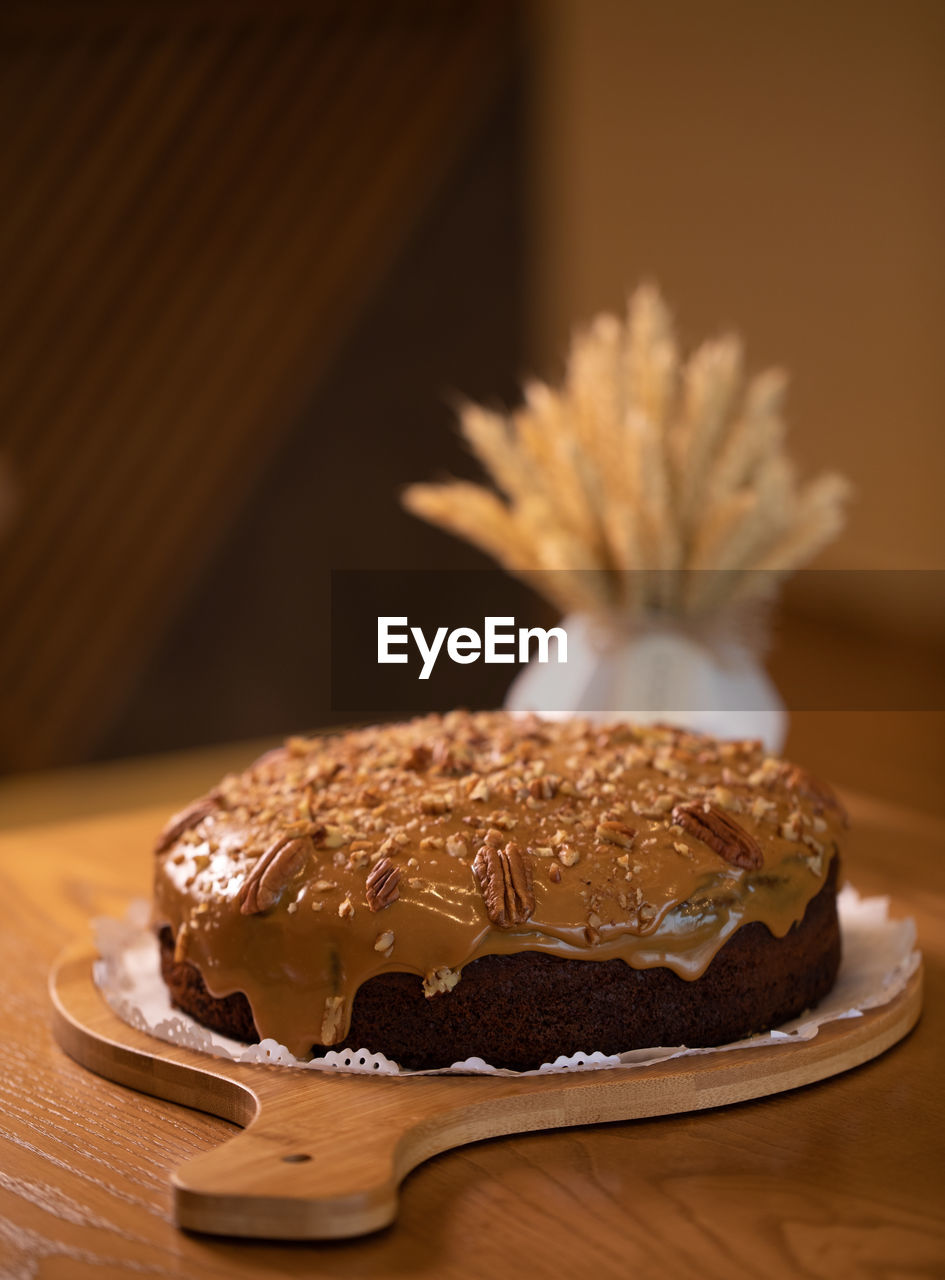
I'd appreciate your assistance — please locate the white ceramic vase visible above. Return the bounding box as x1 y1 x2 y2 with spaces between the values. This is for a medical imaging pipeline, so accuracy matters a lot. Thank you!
504 612 787 754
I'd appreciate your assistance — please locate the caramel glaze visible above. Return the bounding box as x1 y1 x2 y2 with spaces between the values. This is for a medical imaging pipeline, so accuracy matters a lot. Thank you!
152 712 846 1059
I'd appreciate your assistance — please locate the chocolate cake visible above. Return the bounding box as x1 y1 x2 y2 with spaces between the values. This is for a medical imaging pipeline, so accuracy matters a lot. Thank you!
153 713 845 1070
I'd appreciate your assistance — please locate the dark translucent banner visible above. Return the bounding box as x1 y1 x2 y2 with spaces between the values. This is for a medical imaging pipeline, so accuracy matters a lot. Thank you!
329 569 945 715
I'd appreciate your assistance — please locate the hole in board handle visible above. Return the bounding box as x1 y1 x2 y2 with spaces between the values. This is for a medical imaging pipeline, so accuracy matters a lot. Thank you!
282 1153 312 1163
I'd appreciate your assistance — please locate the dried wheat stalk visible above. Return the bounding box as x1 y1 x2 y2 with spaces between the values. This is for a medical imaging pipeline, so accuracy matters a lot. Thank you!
403 285 850 619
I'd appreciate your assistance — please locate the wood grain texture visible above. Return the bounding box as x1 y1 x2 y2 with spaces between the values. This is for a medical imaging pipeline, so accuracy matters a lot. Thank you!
49 946 923 1240
0 0 517 770
0 759 943 1274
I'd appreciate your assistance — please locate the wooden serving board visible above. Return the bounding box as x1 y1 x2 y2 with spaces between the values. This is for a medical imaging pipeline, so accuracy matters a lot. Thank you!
49 943 923 1241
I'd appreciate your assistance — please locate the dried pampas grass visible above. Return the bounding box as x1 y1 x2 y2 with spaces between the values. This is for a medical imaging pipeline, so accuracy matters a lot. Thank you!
404 285 850 619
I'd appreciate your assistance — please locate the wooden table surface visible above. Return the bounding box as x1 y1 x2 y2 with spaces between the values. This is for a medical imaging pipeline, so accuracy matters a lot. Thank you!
1 734 944 1279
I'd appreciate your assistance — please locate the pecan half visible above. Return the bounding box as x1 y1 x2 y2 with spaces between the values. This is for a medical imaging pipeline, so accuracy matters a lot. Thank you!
239 831 318 914
365 857 401 911
672 802 763 870
473 840 535 927
154 792 220 854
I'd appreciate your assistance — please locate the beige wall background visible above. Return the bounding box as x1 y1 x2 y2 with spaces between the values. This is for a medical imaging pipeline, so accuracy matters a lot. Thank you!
527 0 944 630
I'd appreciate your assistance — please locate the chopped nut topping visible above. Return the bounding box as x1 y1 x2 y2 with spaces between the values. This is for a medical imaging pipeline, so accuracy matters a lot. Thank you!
432 738 471 775
652 753 685 778
709 785 737 810
780 814 803 843
747 757 782 787
419 792 453 815
557 845 580 867
374 929 395 954
403 744 431 771
378 832 410 856
783 764 846 819
632 793 677 817
596 820 637 849
318 825 348 850
320 995 345 1043
423 965 461 997
527 774 560 800
445 834 468 858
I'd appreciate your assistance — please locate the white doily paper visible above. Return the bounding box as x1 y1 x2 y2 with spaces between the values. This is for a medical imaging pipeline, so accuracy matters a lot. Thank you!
92 888 920 1078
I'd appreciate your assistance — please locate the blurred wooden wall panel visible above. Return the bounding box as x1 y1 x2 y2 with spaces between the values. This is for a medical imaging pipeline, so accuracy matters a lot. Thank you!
0 1 520 770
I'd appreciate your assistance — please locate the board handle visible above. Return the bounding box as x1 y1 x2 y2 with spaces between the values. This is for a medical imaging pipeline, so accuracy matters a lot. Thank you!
172 1081 409 1239
170 1069 585 1239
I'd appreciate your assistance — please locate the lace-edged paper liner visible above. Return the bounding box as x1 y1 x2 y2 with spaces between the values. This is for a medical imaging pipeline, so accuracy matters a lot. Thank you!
91 887 920 1078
